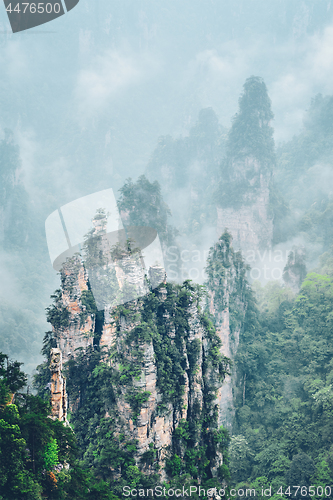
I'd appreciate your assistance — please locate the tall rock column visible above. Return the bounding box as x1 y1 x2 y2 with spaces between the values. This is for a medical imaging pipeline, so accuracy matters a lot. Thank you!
206 232 249 429
216 76 275 255
48 256 94 364
45 271 230 482
50 348 68 423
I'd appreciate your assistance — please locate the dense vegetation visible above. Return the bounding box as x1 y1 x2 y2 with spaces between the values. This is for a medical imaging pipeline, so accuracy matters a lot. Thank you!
0 352 118 499
230 266 333 498
37 278 231 498
3 71 333 499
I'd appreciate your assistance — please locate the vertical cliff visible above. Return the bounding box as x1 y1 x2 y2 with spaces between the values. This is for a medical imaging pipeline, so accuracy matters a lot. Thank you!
47 276 230 482
43 238 235 488
49 348 68 423
216 77 275 254
40 223 257 492
216 164 273 252
145 108 227 238
205 232 252 429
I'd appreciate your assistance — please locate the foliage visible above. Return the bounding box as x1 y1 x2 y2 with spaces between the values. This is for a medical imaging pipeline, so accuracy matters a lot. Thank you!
275 93 333 249
118 175 177 245
216 76 276 209
43 438 59 471
227 76 275 165
232 271 333 492
0 350 119 500
125 389 151 421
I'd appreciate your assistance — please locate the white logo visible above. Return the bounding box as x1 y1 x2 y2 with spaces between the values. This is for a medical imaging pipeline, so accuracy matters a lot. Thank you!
45 188 165 310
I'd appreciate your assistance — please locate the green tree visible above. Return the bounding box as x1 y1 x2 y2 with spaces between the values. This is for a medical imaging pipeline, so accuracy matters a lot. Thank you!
229 435 253 482
43 438 59 471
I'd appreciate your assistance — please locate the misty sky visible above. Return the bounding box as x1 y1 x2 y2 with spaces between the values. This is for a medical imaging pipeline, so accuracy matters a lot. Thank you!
1 0 333 204
1 0 333 372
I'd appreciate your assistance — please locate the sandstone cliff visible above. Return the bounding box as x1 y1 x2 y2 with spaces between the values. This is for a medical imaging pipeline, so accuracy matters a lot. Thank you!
217 158 273 254
0 129 28 250
216 76 275 256
49 348 68 424
212 78 276 426
49 271 229 480
206 232 251 429
45 226 251 483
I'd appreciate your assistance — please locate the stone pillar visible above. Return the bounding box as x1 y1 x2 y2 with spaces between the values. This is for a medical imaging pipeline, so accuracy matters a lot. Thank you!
50 348 68 423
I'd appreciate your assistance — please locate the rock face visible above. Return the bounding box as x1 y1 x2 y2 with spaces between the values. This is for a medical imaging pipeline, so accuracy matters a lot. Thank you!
48 257 234 480
206 232 250 429
47 228 249 480
217 76 275 256
217 159 273 254
54 257 94 364
0 129 29 250
105 291 179 479
213 77 276 428
49 348 68 423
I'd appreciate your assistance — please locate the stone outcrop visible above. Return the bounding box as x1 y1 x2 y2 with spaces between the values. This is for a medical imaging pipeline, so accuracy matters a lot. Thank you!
217 76 275 260
95 283 221 478
47 219 246 481
50 214 164 364
206 232 248 429
215 158 273 431
48 257 231 479
283 247 307 293
217 158 273 255
49 348 68 423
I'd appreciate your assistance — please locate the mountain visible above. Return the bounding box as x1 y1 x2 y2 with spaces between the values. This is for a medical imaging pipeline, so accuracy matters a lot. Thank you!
216 76 275 254
35 210 256 493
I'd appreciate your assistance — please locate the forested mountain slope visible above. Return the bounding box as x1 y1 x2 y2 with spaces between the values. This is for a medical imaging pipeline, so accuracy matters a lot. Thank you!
34 223 253 494
230 266 333 497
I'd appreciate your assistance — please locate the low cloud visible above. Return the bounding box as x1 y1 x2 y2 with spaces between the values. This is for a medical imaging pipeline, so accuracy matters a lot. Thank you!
75 49 158 120
182 20 333 144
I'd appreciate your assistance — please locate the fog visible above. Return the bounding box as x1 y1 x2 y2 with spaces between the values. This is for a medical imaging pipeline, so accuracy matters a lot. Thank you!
1 0 333 372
